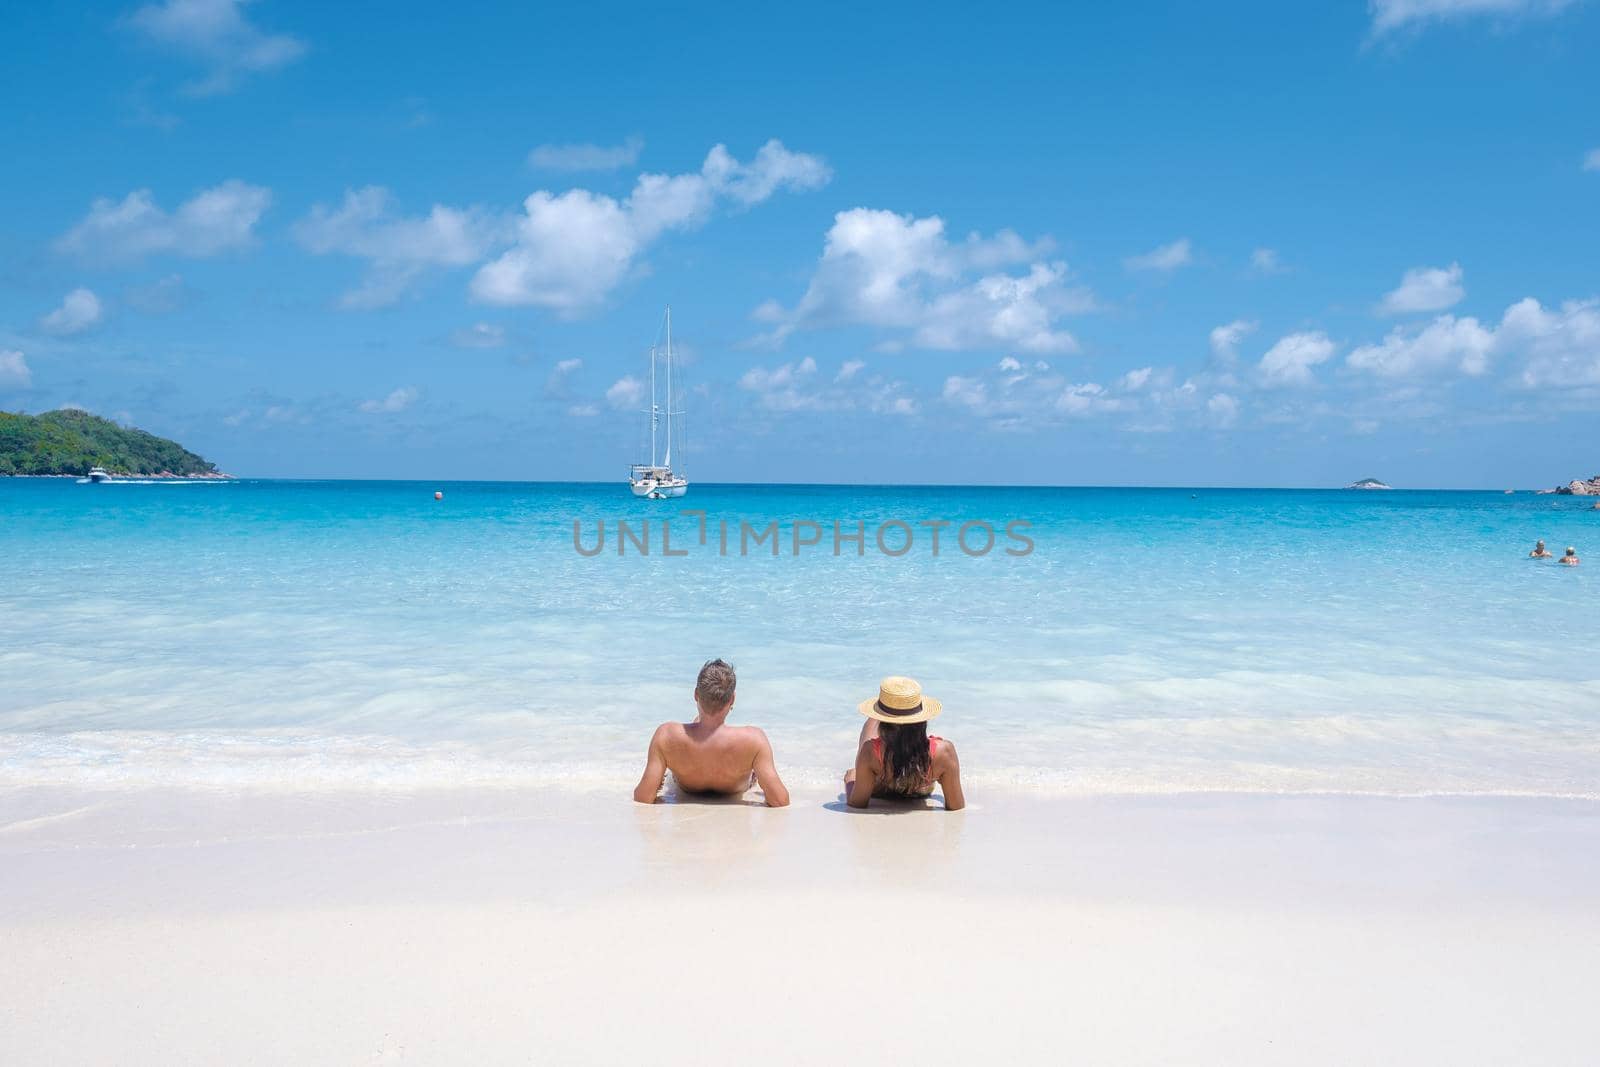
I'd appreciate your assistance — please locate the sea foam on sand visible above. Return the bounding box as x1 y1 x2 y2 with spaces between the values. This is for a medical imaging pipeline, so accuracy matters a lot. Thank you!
3 786 1597 1065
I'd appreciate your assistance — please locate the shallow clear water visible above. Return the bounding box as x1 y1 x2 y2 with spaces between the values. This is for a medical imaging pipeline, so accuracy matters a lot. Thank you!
2 480 1596 796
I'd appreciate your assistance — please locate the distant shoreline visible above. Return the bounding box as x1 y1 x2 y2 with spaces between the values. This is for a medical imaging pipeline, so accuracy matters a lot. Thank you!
2 471 234 480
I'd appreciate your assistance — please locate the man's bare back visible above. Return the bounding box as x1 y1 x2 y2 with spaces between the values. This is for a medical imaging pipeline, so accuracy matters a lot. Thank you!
633 659 790 807
646 721 781 795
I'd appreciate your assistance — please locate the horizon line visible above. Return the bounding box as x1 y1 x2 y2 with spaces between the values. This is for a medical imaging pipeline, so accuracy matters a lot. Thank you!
5 474 1549 493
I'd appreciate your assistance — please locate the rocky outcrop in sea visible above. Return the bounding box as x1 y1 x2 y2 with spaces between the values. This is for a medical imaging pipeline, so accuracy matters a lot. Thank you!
1537 476 1600 495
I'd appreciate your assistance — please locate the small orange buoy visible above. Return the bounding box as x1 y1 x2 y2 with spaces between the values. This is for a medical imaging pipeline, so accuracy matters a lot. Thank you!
434 491 443 501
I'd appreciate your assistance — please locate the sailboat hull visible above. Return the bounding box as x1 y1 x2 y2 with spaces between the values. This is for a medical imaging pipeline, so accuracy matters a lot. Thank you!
630 480 688 499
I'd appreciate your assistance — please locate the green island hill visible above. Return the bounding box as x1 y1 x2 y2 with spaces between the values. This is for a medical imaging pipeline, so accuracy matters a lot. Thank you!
0 408 225 477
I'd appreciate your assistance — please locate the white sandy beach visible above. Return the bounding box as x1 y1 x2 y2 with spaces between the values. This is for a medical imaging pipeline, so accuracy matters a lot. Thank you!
4 786 1597 1065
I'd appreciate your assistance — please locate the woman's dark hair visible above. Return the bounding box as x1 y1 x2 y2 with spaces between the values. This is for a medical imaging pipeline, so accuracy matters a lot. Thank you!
878 720 930 791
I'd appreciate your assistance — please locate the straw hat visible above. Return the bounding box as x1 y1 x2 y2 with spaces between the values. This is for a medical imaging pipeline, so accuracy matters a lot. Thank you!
858 676 942 723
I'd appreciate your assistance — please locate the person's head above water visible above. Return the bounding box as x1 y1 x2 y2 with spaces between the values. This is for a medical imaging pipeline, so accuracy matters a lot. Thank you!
694 658 737 716
1565 547 1577 557
1536 540 1546 550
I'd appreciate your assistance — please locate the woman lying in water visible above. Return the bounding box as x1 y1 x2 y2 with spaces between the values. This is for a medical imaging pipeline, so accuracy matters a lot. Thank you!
844 676 965 810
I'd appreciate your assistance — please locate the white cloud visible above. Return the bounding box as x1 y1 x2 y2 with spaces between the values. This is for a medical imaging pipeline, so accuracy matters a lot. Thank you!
1258 331 1337 387
473 140 829 311
742 357 914 414
1119 366 1155 391
358 386 418 414
757 208 1086 354
1369 0 1574 36
1209 319 1257 363
1124 238 1193 272
1336 295 1600 387
1379 262 1465 315
1251 248 1286 274
787 209 952 329
940 359 1128 424
57 180 271 264
449 322 506 349
225 401 311 427
1584 149 1600 172
528 137 644 172
914 263 1083 353
543 357 584 398
471 189 637 312
1207 392 1240 428
700 140 833 206
606 376 645 409
1503 297 1600 387
124 274 188 313
294 187 500 309
739 359 824 410
0 350 31 389
567 404 599 417
1347 315 1494 377
124 0 306 95
40 289 104 336
739 357 817 394
750 299 787 324
263 403 307 424
1055 383 1126 416
942 376 988 410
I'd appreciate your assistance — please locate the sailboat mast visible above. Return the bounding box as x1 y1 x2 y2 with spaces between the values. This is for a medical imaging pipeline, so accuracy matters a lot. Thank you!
649 343 658 467
664 306 673 469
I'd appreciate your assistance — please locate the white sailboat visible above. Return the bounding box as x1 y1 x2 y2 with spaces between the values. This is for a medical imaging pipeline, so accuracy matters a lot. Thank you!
629 306 688 499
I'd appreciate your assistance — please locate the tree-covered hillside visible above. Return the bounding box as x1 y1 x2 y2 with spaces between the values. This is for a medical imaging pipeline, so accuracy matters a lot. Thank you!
0 409 221 476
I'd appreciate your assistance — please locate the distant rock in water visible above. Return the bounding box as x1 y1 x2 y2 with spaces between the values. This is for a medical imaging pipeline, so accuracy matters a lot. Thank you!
0 408 226 477
1346 478 1392 490
1544 476 1600 496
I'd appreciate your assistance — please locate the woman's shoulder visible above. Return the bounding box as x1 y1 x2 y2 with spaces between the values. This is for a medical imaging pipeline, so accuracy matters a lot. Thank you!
931 736 958 765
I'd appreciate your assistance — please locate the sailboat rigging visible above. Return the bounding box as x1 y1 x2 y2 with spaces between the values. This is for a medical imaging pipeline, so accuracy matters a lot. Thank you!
628 306 689 499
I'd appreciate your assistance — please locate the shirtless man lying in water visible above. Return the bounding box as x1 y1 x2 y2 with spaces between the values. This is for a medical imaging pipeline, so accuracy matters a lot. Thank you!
632 659 790 806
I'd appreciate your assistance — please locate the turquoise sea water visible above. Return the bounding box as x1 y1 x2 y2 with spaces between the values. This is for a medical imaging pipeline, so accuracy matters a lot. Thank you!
2 480 1596 796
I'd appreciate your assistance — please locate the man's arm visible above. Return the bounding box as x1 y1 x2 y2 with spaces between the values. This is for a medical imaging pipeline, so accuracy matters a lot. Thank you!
632 725 669 804
752 730 790 808
938 741 965 811
847 744 876 809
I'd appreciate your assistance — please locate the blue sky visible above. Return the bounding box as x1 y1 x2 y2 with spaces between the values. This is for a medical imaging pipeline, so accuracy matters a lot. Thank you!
1 0 1596 486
